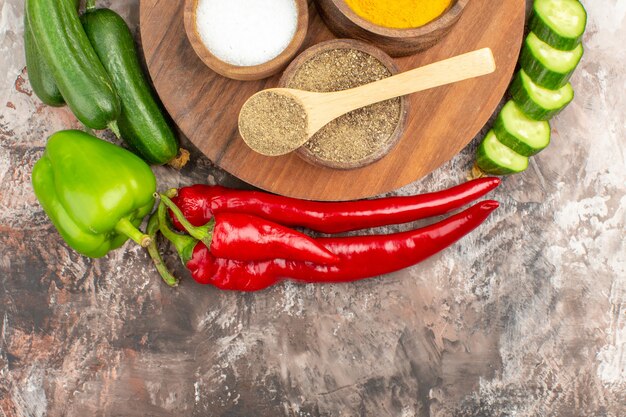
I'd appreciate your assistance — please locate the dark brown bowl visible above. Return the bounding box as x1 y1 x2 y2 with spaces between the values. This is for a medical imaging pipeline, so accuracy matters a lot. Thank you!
279 39 409 170
184 0 309 81
314 0 469 57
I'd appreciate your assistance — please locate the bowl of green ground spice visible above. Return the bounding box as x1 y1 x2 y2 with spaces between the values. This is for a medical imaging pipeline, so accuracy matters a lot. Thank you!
279 39 409 170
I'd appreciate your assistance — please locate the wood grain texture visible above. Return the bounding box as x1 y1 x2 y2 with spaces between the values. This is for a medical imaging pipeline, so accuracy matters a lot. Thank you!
315 0 469 57
140 0 525 201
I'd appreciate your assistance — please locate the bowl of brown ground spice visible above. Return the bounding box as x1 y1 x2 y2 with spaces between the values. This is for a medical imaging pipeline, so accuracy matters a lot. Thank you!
279 39 409 170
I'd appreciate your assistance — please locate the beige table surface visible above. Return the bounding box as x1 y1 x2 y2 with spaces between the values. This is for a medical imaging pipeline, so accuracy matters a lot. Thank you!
0 1 624 416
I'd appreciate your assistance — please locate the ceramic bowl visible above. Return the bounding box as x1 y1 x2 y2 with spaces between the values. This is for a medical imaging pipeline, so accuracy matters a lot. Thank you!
183 0 309 81
279 39 409 170
314 0 469 57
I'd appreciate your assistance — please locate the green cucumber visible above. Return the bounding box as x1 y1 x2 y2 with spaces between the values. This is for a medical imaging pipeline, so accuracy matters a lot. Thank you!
477 130 529 176
81 9 179 165
26 0 120 130
24 16 64 107
494 101 551 157
510 70 574 121
23 0 79 107
520 32 583 89
530 0 587 51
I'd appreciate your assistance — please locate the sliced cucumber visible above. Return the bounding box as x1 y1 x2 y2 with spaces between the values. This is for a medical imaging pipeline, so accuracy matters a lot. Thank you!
521 32 583 89
510 70 574 121
530 0 587 51
494 101 551 157
477 130 529 176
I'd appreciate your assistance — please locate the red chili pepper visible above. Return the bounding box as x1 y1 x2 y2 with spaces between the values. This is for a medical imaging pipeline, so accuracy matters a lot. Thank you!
169 178 500 234
157 200 499 292
159 194 339 264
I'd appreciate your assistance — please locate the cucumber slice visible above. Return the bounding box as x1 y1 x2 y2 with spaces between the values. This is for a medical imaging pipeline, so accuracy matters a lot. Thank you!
477 130 529 176
494 101 551 156
521 32 583 89
531 0 587 51
510 70 574 121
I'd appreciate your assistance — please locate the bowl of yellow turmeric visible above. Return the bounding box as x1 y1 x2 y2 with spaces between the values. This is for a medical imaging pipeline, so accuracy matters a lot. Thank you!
314 0 469 57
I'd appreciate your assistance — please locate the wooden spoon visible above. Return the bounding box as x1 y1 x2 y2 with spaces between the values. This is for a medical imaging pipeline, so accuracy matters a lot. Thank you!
239 48 496 156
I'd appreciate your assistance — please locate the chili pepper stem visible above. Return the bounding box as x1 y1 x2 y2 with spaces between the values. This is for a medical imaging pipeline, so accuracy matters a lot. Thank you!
114 217 152 247
146 212 179 287
159 193 215 248
157 202 198 265
164 188 178 198
108 121 121 139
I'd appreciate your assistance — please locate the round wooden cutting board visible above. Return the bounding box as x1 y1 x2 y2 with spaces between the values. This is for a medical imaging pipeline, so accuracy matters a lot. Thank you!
140 0 525 201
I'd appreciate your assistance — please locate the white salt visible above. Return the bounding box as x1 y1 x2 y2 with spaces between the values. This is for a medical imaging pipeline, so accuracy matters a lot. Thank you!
195 0 298 67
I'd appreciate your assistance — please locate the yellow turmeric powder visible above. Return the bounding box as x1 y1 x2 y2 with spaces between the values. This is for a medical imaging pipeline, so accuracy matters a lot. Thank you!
344 0 453 29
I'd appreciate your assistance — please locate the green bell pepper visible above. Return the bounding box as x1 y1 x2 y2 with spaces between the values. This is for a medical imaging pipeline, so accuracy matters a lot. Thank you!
32 130 157 258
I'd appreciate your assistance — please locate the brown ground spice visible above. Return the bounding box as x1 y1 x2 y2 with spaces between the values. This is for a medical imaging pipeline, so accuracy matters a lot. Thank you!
286 48 401 164
239 91 308 156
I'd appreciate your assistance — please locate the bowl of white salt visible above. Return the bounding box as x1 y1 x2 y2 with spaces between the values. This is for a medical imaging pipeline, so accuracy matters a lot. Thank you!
184 0 309 81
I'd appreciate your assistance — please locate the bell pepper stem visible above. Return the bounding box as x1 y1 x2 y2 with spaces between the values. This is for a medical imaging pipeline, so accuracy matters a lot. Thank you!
86 0 96 11
145 212 179 287
114 217 152 248
159 193 215 249
157 202 197 265
147 243 179 287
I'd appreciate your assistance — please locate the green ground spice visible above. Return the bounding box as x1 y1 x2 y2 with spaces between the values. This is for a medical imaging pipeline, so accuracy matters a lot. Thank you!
286 48 401 164
239 91 308 156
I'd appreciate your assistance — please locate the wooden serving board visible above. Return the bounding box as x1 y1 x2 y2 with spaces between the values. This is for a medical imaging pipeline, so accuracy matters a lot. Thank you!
140 0 525 201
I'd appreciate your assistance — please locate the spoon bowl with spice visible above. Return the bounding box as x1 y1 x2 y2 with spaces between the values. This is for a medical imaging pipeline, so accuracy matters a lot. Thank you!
239 48 496 157
184 0 309 81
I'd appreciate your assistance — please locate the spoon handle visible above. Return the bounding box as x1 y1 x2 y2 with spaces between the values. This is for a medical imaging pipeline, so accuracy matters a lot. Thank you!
322 48 496 122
